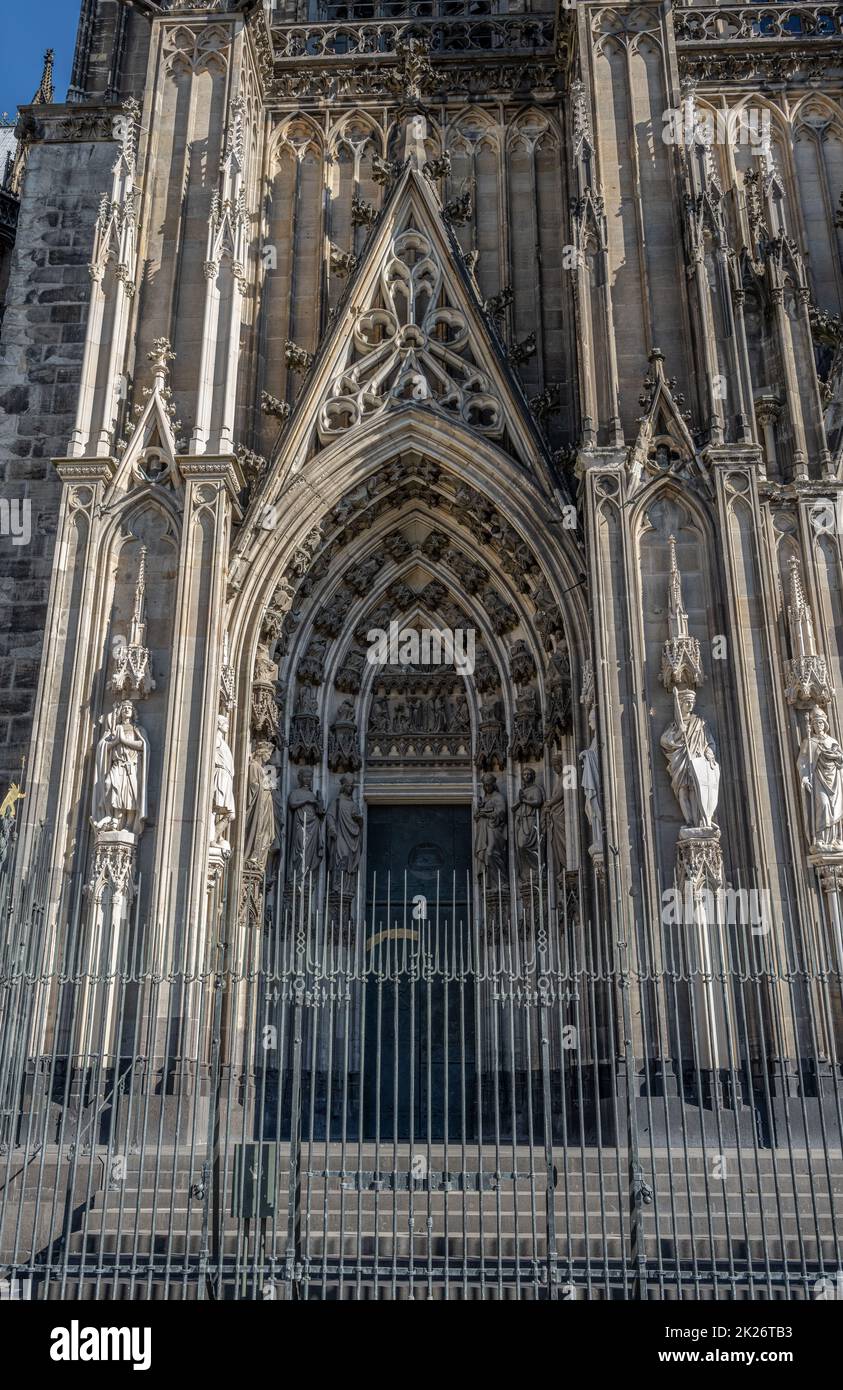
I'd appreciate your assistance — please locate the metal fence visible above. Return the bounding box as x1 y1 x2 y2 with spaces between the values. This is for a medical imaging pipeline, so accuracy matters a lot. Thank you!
0 833 842 1299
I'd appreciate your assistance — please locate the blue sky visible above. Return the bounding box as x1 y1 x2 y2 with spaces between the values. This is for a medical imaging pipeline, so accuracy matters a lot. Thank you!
0 1 80 120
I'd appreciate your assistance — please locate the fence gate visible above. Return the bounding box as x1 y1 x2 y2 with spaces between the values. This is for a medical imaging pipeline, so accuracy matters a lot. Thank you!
1 855 843 1299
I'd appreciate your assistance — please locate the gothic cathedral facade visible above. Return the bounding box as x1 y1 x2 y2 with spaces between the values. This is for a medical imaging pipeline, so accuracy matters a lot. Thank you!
1 0 843 1298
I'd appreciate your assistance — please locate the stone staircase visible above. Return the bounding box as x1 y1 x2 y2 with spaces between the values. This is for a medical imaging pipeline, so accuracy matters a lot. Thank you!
2 1143 841 1298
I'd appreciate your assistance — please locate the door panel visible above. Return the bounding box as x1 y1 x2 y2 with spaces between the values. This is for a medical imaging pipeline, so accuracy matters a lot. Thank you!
363 804 475 1140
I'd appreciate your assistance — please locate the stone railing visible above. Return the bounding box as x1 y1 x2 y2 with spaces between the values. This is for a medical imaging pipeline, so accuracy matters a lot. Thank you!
316 0 498 16
271 15 555 60
674 5 843 44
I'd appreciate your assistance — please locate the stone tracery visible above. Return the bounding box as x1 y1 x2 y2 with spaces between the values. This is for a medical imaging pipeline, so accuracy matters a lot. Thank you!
318 226 505 441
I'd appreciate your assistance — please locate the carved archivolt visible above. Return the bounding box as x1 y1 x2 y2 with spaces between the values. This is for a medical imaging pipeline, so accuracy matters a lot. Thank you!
318 227 504 442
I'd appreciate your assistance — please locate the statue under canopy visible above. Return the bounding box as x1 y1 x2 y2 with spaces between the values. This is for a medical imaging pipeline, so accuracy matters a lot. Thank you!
798 705 843 852
211 713 236 851
579 705 604 856
286 767 325 882
474 772 508 880
327 774 364 883
243 740 278 873
513 768 545 883
542 752 568 881
659 689 720 831
93 701 149 837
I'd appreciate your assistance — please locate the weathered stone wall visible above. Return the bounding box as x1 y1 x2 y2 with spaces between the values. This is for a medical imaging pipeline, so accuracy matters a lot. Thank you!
0 128 115 788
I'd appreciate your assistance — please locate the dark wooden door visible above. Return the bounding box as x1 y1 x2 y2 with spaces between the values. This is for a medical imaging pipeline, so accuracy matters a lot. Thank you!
363 804 475 1141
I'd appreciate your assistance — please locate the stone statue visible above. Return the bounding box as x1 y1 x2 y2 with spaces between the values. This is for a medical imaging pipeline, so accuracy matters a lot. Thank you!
452 691 471 734
243 740 277 873
579 706 604 855
798 705 843 851
93 701 150 837
0 782 24 872
513 768 545 884
369 695 391 734
286 767 325 882
327 774 364 882
659 689 720 831
430 692 447 733
211 712 236 850
474 772 508 880
542 752 568 881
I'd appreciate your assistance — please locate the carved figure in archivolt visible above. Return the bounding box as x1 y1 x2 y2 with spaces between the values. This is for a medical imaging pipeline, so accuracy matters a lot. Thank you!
211 713 236 851
287 767 325 882
798 706 843 852
93 702 149 836
328 699 362 773
474 772 508 879
660 690 720 831
514 768 545 884
327 775 364 883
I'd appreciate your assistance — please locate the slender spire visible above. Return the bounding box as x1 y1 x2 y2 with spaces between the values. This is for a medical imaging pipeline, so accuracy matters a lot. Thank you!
666 535 690 640
660 534 702 690
33 49 54 106
128 546 148 647
787 555 817 660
